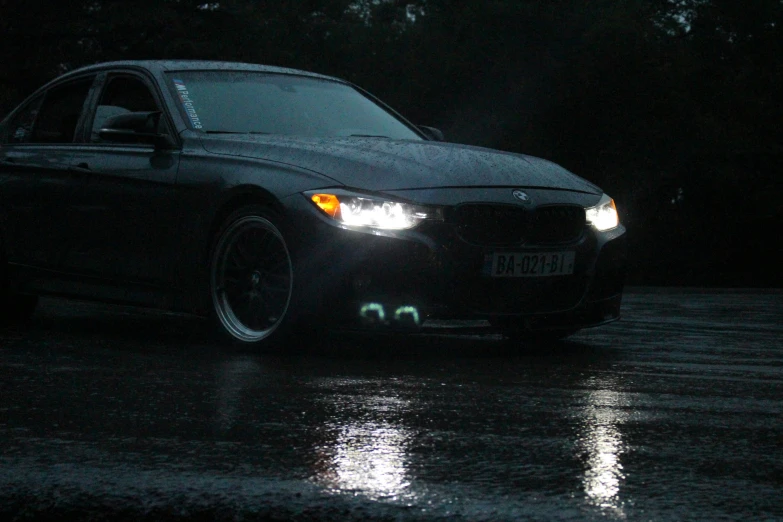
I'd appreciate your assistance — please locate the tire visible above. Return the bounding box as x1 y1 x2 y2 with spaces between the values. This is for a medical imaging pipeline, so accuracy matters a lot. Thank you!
208 205 295 347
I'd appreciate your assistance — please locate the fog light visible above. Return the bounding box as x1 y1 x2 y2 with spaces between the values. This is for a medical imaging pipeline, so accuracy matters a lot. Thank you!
359 302 385 323
358 302 422 327
393 305 421 326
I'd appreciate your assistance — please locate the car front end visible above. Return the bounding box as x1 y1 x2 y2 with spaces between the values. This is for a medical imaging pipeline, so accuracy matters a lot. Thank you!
282 185 627 335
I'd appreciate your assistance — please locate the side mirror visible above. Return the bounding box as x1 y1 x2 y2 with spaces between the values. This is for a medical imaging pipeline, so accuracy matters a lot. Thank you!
418 125 445 142
98 111 174 149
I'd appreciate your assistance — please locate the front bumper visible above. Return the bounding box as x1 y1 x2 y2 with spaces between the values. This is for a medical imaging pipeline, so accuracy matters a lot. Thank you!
284 194 627 331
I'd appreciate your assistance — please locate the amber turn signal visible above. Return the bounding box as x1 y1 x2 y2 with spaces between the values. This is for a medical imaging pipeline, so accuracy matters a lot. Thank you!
311 193 341 217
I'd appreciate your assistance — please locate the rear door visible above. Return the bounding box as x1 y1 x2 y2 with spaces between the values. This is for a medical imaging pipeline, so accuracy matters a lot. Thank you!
62 71 182 293
0 75 97 281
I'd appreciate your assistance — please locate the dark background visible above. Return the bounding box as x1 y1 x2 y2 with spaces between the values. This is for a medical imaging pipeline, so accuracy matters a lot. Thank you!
1 0 780 287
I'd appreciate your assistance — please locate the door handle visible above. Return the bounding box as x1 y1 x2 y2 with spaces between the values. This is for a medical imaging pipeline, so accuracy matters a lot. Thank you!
69 162 91 172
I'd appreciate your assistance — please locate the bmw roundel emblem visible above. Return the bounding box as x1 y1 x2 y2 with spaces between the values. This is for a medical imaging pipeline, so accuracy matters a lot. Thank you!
512 189 531 204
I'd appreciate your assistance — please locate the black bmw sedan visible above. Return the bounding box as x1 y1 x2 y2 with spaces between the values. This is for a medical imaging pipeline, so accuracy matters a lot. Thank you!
0 60 626 346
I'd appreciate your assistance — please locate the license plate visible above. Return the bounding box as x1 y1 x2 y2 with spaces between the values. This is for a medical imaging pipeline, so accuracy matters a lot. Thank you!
484 251 575 277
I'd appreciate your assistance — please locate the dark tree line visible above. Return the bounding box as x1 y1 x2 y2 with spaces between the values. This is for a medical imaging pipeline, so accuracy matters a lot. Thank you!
1 0 781 286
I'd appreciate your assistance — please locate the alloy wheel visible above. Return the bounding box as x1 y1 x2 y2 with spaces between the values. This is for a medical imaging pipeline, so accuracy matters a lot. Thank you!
211 215 293 343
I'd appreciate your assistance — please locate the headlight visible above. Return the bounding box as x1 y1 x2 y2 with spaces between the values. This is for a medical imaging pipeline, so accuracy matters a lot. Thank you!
307 192 436 230
585 194 619 231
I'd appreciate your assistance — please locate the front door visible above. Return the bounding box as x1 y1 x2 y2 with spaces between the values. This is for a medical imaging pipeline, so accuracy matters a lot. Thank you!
61 73 182 296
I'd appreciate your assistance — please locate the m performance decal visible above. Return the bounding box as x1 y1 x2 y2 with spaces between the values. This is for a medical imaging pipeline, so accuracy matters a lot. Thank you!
173 79 203 129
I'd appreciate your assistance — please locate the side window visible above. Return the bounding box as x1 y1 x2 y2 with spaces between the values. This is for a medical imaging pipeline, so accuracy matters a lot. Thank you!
30 78 94 144
5 95 44 144
91 76 164 143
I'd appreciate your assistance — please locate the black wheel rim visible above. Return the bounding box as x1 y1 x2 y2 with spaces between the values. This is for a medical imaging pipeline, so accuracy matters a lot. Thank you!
211 216 293 342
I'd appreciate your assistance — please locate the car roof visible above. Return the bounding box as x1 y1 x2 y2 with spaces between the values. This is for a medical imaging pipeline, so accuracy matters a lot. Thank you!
58 60 343 83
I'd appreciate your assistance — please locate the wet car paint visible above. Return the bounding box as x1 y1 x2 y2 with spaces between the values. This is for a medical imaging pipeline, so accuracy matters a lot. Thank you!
0 60 625 335
199 134 601 194
1 289 781 520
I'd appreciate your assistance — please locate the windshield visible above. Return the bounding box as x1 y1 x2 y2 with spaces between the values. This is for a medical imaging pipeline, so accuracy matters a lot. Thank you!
165 71 422 140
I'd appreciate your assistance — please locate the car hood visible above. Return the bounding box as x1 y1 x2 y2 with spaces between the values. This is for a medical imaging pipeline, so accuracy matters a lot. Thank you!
199 135 601 194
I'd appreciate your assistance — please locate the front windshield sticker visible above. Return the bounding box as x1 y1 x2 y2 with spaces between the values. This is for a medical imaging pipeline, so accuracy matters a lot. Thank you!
173 79 203 129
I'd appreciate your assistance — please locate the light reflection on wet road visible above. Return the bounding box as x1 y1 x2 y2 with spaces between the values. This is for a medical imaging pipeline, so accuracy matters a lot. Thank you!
0 290 781 520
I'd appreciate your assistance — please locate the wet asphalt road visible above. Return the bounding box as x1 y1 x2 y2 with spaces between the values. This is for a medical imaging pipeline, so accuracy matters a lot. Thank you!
0 290 781 521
